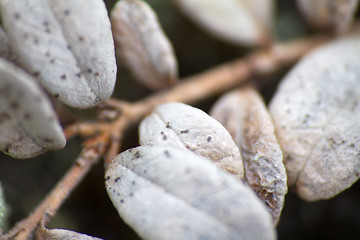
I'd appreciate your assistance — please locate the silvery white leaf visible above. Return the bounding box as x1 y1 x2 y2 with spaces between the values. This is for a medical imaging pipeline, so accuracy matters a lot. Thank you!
0 0 117 108
111 0 178 90
0 182 8 230
38 227 103 240
105 145 276 240
173 0 274 46
0 58 66 159
139 102 244 179
269 34 360 201
297 0 359 33
210 87 287 224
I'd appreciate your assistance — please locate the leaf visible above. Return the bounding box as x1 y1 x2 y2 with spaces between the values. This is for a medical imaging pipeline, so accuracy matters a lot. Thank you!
173 0 274 46
210 87 287 224
269 34 360 201
0 182 8 231
0 0 117 108
139 102 244 179
105 145 276 240
111 0 178 90
0 58 66 159
297 0 359 33
37 228 103 240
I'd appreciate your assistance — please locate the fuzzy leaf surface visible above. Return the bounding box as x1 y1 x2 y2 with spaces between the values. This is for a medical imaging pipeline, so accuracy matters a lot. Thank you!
173 0 274 46
0 58 65 159
139 102 244 179
0 0 117 108
269 34 360 201
111 0 178 90
105 145 275 240
38 228 103 240
211 87 287 224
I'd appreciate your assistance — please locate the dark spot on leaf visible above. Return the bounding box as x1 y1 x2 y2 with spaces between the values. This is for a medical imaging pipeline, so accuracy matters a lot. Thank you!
130 193 134 197
94 72 100 76
78 36 84 42
180 129 189 134
161 131 167 140
76 72 82 78
45 28 51 34
164 150 171 158
23 112 31 120
45 51 51 57
105 176 111 181
117 193 120 196
349 143 355 148
23 33 29 39
54 93 60 98
4 143 11 153
10 101 19 110
132 181 136 185
87 68 93 74
60 74 67 80
14 13 20 20
0 112 10 124
33 71 40 77
33 38 39 45
112 190 116 193
134 151 141 159
115 177 121 182
64 9 70 16
67 45 71 50
50 59 55 64
120 199 124 203
43 21 49 26
207 136 211 142
166 122 172 128
144 170 147 174
109 187 112 190
42 138 54 143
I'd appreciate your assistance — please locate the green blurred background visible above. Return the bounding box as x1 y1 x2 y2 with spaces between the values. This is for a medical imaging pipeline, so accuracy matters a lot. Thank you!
1 0 360 239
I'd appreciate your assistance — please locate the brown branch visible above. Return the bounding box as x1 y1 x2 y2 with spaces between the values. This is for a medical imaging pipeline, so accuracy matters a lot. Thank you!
4 134 109 240
128 34 330 122
4 32 334 240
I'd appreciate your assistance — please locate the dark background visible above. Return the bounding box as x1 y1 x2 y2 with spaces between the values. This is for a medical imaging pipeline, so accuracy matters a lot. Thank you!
1 0 360 239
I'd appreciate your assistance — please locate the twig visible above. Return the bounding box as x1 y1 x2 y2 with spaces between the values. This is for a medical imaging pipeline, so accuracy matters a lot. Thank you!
126 33 330 122
4 134 109 240
4 33 333 240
